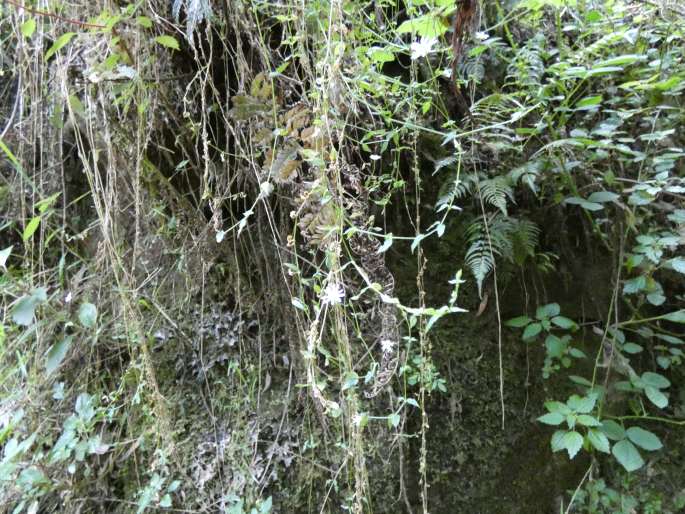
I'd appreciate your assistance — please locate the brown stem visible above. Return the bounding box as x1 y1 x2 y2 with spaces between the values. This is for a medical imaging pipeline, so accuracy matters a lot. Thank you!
2 0 106 29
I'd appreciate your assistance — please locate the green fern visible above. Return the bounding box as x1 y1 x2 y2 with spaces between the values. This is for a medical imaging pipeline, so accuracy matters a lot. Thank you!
465 214 540 296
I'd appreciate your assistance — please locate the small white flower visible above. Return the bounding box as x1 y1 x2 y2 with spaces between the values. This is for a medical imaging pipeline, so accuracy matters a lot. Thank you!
370 154 381 161
475 31 489 41
381 339 395 353
410 37 438 60
321 281 345 306
64 291 73 304
215 230 226 243
259 181 274 199
441 67 453 79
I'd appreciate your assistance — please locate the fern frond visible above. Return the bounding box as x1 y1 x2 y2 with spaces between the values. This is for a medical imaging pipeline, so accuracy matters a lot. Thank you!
479 177 513 215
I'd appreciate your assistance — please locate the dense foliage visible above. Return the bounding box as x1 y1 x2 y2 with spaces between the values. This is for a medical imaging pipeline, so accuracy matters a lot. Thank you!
1 0 684 513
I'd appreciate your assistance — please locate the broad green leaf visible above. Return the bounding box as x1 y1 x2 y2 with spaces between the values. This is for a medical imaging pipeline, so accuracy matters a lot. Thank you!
641 372 670 389
397 15 448 38
594 54 645 67
11 288 47 326
612 439 644 472
388 413 400 428
536 303 560 319
136 16 153 28
562 431 584 459
545 334 566 358
342 371 359 391
46 335 73 375
522 322 542 340
622 343 643 354
78 302 97 329
575 95 602 110
506 316 532 328
551 430 567 452
44 32 76 61
567 394 597 414
565 197 603 211
21 19 36 39
626 427 662 451
22 216 41 241
663 310 685 323
569 375 592 387
155 35 180 51
538 412 564 425
551 316 576 329
367 47 395 64
587 428 610 453
545 401 571 415
669 258 685 274
587 191 619 203
0 245 12 270
577 415 601 427
644 386 668 409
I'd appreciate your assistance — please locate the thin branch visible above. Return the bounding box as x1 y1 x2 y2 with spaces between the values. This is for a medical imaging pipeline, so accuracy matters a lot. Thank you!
2 0 106 29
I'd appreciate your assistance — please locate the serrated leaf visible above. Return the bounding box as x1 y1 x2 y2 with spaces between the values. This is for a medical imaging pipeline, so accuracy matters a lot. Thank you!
538 412 564 425
506 316 532 328
551 316 576 329
577 415 601 427
587 428 610 453
551 430 567 452
522 322 542 340
155 35 180 50
78 302 97 329
567 394 597 414
44 32 76 61
562 431 584 459
536 303 560 319
612 439 644 472
626 427 662 451
46 335 73 375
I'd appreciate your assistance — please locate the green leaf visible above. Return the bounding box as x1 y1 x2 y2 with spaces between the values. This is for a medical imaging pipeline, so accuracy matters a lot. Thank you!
22 216 41 241
587 428 610 453
587 191 619 203
644 386 668 409
367 47 395 64
44 32 76 61
522 322 542 340
397 15 448 38
538 412 564 425
669 258 685 274
569 375 592 387
0 245 12 270
21 19 36 38
388 413 400 428
536 303 560 319
612 439 644 472
78 302 97 329
551 316 576 329
663 310 685 323
562 431 584 459
159 494 172 508
342 371 359 391
545 401 571 415
575 95 602 110
545 334 566 358
622 342 643 354
577 415 601 427
626 427 662 451
567 394 597 414
506 316 532 328
155 35 180 51
551 430 567 453
641 372 670 389
46 335 73 375
11 288 47 326
136 16 153 28
594 54 645 67
377 233 393 253
565 197 604 211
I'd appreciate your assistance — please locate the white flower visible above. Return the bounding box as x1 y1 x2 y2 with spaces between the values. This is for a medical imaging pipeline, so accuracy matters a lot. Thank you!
410 37 438 60
64 291 73 304
475 31 489 41
370 154 381 161
381 339 395 353
259 181 274 199
321 281 345 306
